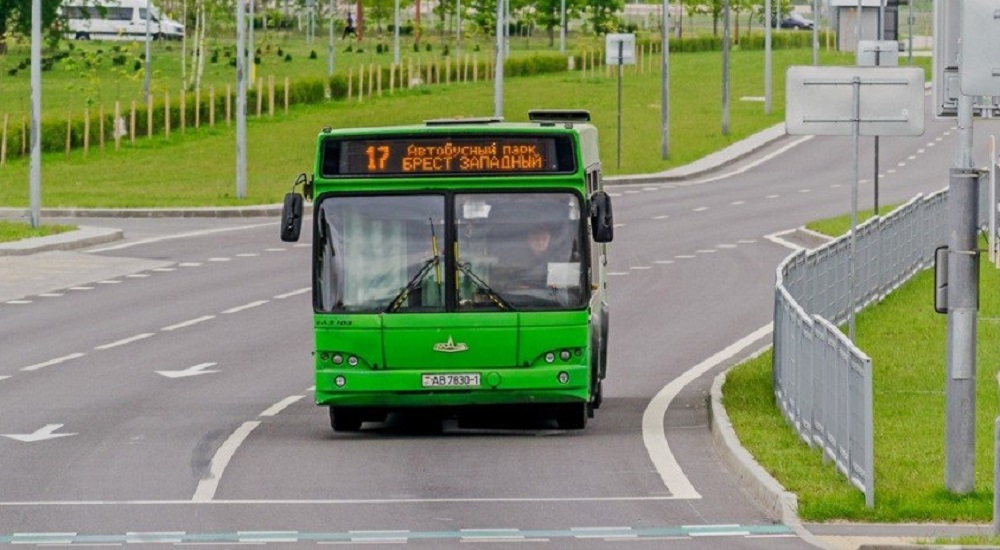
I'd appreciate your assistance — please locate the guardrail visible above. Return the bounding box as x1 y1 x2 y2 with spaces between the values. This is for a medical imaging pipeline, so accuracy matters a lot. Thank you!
770 179 987 508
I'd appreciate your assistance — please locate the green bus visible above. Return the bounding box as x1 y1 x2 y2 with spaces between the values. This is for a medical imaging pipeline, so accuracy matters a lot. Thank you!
280 110 614 432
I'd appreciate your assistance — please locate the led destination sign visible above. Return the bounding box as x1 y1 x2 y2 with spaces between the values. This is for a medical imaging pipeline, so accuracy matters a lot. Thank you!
322 135 575 176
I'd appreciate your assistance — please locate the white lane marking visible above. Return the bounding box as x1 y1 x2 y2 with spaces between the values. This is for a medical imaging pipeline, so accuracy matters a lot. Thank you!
624 190 641 194
630 266 652 270
642 324 773 499
259 395 304 417
162 315 216 332
179 262 203 267
764 229 804 251
688 136 814 185
5 300 32 304
192 421 262 502
265 248 287 252
674 255 695 259
696 249 717 254
152 268 176 272
716 244 737 249
97 280 122 285
293 243 312 248
887 169 897 174
0 376 11 382
908 155 917 161
239 531 298 543
209 257 231 262
0 495 686 506
88 223 276 253
1 424 77 442
693 207 708 212
642 187 659 191
126 273 151 278
69 286 94 291
613 223 626 228
730 201 745 206
830 184 842 188
607 272 630 276
653 260 674 265
95 333 154 351
21 353 86 372
236 253 260 257
653 215 669 220
156 363 220 379
274 288 310 300
765 194 780 199
223 300 269 314
38 293 64 297
738 239 757 244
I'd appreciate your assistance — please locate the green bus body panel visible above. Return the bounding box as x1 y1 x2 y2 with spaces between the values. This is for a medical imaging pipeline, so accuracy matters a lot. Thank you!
314 311 591 408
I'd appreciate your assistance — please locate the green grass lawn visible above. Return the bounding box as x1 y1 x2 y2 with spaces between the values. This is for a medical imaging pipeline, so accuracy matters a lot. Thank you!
0 220 75 243
726 214 1000 522
0 47 922 208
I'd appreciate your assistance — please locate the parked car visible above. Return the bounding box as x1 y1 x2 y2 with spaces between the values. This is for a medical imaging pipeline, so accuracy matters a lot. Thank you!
60 0 185 41
779 12 814 30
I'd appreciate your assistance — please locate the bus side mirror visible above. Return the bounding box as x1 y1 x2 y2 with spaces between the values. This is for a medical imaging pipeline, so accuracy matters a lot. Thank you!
590 191 614 243
280 192 304 242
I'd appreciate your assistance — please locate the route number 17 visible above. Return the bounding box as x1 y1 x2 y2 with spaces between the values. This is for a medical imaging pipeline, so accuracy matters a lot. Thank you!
366 145 390 171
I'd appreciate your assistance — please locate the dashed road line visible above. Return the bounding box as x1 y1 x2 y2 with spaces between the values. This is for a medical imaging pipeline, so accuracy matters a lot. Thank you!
69 286 94 290
4 300 31 304
95 333 154 351
21 353 87 372
222 300 269 314
208 257 231 262
162 315 216 332
274 288 310 300
259 395 304 417
693 207 708 212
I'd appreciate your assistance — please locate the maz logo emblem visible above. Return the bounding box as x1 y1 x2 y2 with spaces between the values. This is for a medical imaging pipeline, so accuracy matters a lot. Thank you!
433 337 469 353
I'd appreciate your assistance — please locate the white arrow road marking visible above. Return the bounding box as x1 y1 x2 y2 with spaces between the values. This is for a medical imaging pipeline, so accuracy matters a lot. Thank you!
156 363 220 379
2 424 77 442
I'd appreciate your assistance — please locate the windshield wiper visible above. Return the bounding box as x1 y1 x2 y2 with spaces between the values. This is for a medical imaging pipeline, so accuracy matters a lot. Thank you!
385 257 441 313
456 261 514 311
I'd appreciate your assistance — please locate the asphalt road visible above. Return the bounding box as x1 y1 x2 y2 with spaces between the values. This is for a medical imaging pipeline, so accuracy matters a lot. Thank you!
1 97 998 547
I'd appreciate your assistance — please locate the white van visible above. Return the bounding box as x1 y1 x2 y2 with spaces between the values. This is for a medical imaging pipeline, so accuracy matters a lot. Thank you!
61 0 185 41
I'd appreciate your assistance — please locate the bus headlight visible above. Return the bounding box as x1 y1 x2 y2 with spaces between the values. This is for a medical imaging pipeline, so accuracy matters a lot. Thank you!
335 376 347 387
557 372 570 384
332 354 344 365
545 352 556 363
348 356 359 366
559 350 571 361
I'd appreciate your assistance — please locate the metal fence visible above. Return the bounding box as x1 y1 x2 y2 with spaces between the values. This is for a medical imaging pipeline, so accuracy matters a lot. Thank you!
770 181 978 508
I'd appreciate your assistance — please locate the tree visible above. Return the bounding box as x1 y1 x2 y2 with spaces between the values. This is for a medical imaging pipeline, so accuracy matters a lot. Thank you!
0 0 61 55
583 0 621 35
534 0 582 47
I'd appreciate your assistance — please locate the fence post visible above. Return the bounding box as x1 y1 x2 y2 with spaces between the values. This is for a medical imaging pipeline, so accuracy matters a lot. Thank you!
114 101 121 151
147 95 153 138
358 66 365 102
99 105 105 151
195 86 201 128
390 63 396 95
1 113 8 166
368 64 374 98
65 114 72 161
83 108 90 156
210 86 216 127
180 89 186 132
256 78 263 116
268 75 275 117
284 77 289 114
130 100 136 144
164 91 170 138
377 65 382 97
226 84 232 126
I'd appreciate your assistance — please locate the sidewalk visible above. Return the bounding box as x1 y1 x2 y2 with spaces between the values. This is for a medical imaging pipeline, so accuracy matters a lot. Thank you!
3 121 988 550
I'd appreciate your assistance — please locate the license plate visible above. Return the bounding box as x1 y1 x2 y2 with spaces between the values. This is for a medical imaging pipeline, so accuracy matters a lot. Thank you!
421 373 481 388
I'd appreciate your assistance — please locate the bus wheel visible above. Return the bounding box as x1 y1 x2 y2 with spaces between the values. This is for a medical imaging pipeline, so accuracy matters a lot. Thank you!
555 403 587 430
329 407 362 432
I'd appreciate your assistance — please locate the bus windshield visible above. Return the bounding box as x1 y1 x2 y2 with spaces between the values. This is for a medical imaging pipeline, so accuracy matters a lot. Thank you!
314 192 585 313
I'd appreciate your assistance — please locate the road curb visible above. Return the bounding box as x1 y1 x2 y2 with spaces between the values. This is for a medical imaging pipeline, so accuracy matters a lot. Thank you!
0 205 287 219
0 226 124 256
710 360 839 550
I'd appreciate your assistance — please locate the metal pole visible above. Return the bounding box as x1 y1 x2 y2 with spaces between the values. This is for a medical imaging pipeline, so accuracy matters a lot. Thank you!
907 0 912 65
559 0 565 53
994 409 1000 535
456 0 462 59
660 0 669 159
328 0 336 76
855 0 862 47
617 40 622 169
945 93 977 495
494 0 504 118
764 0 772 114
721 0 730 136
991 135 997 265
848 76 860 341
29 0 41 228
144 0 151 103
236 0 248 199
393 0 400 65
812 0 819 66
